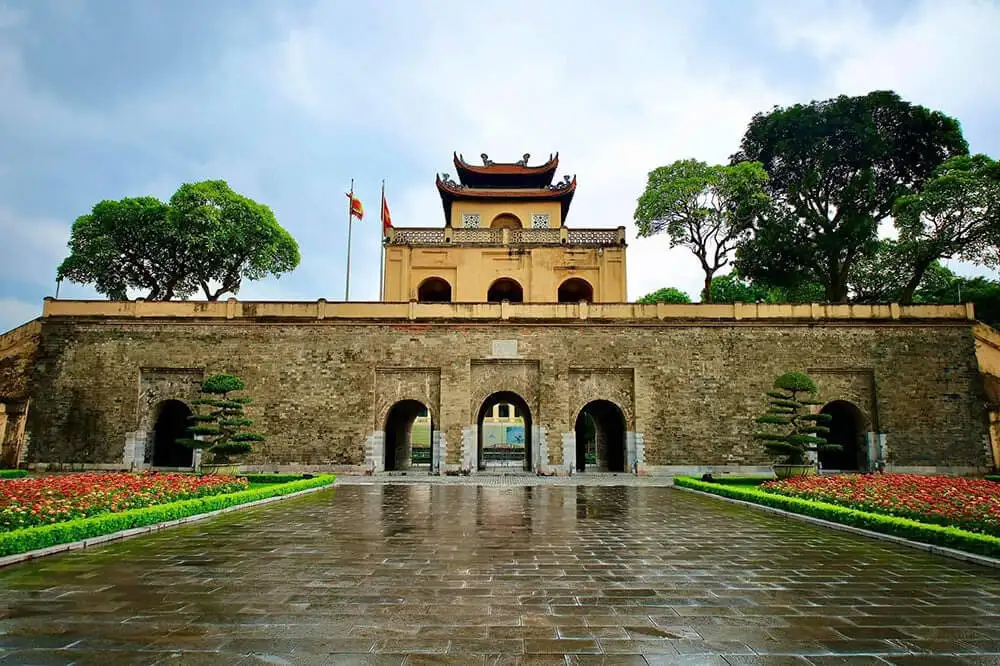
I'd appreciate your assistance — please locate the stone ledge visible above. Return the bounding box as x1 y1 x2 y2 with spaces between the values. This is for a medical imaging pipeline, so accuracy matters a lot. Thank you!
674 485 1000 570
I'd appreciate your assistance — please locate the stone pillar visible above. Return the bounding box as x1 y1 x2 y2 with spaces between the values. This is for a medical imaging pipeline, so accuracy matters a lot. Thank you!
561 432 576 474
461 425 476 472
365 431 385 472
122 430 147 470
534 426 549 472
432 431 445 474
626 431 645 474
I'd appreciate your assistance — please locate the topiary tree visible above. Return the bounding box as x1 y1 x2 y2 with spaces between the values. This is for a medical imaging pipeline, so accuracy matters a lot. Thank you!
753 371 838 465
176 374 264 464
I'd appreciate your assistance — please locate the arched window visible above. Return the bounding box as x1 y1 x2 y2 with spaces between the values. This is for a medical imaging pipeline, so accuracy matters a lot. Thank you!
490 213 522 229
487 278 524 303
558 278 594 303
417 277 452 303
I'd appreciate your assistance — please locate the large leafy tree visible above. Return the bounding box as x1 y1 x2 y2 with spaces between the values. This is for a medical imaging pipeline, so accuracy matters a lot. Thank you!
58 180 300 301
636 287 691 304
733 90 968 302
634 159 769 302
891 154 1000 303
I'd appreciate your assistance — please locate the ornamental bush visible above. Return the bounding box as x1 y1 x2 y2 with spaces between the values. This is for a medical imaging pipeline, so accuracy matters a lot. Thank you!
753 371 838 465
176 374 264 464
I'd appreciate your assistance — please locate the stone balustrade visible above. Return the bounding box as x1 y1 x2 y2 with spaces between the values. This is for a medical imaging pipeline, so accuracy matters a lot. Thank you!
387 226 625 246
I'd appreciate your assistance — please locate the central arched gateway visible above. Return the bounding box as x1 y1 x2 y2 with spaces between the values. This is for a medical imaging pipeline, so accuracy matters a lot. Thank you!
384 400 434 472
487 278 524 303
819 400 866 471
152 399 194 468
478 391 532 471
574 400 626 472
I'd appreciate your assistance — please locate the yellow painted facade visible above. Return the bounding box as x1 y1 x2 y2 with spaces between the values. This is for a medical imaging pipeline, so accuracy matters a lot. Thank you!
381 152 628 304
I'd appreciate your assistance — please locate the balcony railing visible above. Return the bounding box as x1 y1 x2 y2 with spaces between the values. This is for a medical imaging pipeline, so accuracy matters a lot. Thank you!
388 227 625 246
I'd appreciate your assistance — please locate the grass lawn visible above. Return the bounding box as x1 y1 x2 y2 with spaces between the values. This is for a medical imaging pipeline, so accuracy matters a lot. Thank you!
676 473 1000 558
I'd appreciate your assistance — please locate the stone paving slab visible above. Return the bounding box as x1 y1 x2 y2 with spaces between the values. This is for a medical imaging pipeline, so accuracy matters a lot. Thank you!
1 485 999 663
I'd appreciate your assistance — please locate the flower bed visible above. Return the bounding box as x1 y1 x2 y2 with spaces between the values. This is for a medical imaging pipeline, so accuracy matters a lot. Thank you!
762 474 1000 537
1 474 334 560
1 472 248 532
674 475 1000 558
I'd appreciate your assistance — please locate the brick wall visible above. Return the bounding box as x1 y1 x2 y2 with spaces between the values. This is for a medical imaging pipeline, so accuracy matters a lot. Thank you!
23 316 993 471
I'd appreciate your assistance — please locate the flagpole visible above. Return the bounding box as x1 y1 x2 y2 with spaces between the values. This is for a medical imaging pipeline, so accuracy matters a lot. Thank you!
379 179 386 302
345 178 354 301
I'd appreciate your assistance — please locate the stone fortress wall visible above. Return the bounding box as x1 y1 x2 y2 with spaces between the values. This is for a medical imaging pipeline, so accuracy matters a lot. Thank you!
8 297 994 475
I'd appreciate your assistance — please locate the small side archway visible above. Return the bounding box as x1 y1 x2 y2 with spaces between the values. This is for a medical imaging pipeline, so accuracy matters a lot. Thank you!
384 399 434 472
558 278 594 303
819 400 866 471
574 400 626 472
490 213 522 229
417 277 452 303
487 278 524 303
152 400 194 468
478 391 532 471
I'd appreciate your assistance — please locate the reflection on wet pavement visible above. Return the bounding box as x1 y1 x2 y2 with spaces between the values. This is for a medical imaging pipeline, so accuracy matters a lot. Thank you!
1 484 999 664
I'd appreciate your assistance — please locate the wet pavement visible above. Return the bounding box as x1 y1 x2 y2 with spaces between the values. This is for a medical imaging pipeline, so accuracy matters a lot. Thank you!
1 483 1000 665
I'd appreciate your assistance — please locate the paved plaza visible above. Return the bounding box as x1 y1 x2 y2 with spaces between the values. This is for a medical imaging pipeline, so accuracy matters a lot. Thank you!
2 480 1000 665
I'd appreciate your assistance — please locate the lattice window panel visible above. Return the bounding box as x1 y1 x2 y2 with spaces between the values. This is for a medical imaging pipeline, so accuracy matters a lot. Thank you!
531 213 551 229
462 213 481 228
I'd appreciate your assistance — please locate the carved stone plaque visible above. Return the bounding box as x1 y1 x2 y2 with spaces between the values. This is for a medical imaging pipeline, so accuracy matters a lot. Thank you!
491 340 518 359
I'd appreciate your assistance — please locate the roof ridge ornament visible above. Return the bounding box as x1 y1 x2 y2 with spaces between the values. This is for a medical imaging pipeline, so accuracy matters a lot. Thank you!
515 153 530 166
439 173 463 188
480 153 494 166
548 174 574 190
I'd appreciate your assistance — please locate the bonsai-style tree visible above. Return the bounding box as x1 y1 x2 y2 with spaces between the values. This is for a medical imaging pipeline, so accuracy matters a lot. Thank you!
176 374 264 464
753 372 837 465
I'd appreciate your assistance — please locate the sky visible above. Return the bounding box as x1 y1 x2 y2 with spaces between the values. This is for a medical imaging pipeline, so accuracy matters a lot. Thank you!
1 0 999 332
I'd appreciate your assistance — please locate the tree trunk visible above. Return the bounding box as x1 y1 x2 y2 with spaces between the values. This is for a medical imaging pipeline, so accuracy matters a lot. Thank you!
701 273 713 304
899 259 934 305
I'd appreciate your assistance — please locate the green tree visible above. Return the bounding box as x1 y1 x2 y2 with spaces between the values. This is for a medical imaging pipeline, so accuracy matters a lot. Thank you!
892 154 1000 303
58 181 300 301
176 374 264 464
846 239 911 303
636 287 691 304
634 159 769 302
753 372 836 466
708 272 769 303
57 197 197 300
733 90 968 302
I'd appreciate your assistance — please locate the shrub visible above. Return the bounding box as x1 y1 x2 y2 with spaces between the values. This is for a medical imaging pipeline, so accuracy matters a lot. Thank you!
176 373 264 464
0 470 28 479
753 371 837 465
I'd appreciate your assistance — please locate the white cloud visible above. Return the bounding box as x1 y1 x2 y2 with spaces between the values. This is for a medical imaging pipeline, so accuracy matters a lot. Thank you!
0 208 69 287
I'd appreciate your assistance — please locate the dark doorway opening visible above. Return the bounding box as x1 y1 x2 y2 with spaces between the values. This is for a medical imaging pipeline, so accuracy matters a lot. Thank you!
417 277 452 303
558 278 594 303
384 400 433 472
487 278 524 303
490 214 522 229
574 400 626 472
477 391 532 471
819 400 865 471
152 400 194 468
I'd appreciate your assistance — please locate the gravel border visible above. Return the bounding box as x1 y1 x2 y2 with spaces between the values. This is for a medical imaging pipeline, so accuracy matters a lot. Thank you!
0 482 334 569
674 484 1000 570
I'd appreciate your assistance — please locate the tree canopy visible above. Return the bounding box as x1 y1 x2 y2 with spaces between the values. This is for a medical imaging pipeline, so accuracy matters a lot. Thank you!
58 180 300 301
732 90 969 302
636 287 691 304
634 159 769 302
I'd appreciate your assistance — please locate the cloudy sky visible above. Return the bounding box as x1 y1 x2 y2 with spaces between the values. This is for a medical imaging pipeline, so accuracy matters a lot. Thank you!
1 0 999 332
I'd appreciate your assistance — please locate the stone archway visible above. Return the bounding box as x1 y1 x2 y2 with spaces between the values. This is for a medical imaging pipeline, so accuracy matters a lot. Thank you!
490 213 522 229
417 277 452 303
151 400 194 468
384 399 433 472
574 400 626 472
558 278 594 303
487 278 524 303
478 391 532 471
819 400 866 471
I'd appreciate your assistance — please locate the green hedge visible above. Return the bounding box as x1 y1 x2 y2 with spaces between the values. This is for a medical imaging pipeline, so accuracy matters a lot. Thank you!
0 470 28 479
0 475 334 558
986 475 1000 483
240 473 312 484
702 475 773 486
674 476 1000 558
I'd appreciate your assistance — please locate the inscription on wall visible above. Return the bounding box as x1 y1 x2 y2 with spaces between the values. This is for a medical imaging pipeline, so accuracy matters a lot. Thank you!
491 340 518 359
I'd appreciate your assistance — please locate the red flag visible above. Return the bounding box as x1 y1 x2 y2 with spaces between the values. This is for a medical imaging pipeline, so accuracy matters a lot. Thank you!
346 192 364 220
381 190 392 235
